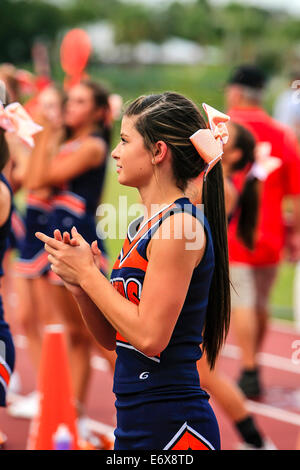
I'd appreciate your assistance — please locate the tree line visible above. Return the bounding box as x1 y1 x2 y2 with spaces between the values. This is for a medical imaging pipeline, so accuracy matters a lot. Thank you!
1 0 299 72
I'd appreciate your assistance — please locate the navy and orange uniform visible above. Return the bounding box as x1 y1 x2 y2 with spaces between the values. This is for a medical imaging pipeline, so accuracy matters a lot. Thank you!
110 197 220 450
0 174 15 406
14 191 52 278
48 135 109 283
7 204 25 253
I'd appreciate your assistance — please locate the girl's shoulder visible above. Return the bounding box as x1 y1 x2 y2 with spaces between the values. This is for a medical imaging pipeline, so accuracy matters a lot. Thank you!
74 134 107 155
147 199 207 266
57 135 106 161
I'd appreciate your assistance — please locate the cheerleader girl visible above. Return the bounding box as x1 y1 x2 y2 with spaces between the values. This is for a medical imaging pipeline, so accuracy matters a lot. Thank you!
11 85 64 372
0 85 64 420
36 92 231 450
26 80 115 443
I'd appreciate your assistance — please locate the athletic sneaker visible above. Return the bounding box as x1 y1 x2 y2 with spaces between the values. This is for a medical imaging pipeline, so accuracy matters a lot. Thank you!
237 438 277 450
7 391 39 419
237 368 262 399
77 416 114 450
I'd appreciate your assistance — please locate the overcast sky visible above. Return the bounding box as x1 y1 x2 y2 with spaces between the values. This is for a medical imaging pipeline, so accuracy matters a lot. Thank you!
211 0 300 15
121 0 300 16
46 0 300 16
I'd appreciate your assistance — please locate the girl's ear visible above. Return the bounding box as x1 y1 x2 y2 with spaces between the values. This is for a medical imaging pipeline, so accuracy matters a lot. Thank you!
152 140 168 164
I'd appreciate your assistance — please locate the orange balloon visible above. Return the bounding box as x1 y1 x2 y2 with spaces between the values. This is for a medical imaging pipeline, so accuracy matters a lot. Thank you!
60 29 92 77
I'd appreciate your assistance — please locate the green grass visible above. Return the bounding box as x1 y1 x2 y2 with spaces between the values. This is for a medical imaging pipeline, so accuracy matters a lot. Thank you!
270 262 295 322
89 63 230 110
100 158 139 269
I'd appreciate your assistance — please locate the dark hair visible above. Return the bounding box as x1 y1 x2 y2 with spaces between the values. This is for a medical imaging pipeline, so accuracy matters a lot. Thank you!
79 79 111 146
230 122 259 250
228 64 267 90
0 129 9 172
125 92 231 368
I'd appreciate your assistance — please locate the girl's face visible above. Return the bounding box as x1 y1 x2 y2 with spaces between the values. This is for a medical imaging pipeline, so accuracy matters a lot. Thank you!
38 87 63 127
111 115 153 188
64 84 101 129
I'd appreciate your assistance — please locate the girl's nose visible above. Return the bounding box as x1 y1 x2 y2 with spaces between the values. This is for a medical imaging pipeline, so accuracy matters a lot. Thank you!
111 143 120 159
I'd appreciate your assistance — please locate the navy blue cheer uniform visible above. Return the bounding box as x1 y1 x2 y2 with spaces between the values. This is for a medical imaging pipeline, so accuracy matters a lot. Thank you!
48 136 109 283
0 173 15 406
7 204 25 253
110 197 220 450
15 191 52 278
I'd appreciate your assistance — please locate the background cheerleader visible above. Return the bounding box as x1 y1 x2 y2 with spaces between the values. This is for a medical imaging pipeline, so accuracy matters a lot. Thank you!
25 79 116 445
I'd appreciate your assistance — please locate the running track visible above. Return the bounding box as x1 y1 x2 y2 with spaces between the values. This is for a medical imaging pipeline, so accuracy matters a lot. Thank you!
1 317 300 450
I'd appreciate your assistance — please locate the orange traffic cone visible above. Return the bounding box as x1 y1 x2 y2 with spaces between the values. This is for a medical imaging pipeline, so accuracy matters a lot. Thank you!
27 324 79 450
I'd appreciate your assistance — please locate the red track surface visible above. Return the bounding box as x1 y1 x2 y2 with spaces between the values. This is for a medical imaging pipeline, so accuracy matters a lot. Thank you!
1 312 300 450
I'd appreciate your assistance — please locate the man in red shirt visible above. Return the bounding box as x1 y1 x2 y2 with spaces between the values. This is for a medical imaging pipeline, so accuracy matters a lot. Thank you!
225 65 300 398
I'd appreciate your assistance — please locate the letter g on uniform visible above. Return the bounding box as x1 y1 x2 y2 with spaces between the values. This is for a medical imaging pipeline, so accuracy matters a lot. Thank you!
139 371 150 380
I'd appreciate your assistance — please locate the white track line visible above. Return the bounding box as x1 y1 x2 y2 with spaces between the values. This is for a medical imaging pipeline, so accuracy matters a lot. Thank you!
222 343 300 375
246 400 300 427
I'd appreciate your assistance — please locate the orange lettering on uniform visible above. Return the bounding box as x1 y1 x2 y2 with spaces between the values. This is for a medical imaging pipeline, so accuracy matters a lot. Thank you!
126 280 140 305
112 279 126 297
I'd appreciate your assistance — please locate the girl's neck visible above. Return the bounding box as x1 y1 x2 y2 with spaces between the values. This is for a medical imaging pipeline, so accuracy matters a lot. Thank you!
71 123 97 140
139 183 185 219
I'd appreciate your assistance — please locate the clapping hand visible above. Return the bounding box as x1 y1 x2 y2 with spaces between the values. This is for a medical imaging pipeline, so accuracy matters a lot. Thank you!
36 227 103 296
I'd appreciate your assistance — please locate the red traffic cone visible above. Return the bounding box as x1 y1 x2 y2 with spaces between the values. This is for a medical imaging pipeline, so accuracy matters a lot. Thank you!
27 324 79 450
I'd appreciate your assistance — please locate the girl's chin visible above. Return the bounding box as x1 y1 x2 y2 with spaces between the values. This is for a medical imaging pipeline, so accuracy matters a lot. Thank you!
64 121 75 128
117 174 127 185
117 174 136 188
64 118 83 128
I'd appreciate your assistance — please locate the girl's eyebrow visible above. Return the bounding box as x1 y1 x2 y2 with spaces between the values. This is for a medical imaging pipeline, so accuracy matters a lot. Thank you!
120 132 129 137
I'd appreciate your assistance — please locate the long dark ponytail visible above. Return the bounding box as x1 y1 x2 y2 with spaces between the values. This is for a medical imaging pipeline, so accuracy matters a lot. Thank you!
230 122 259 250
125 92 231 368
202 162 231 368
